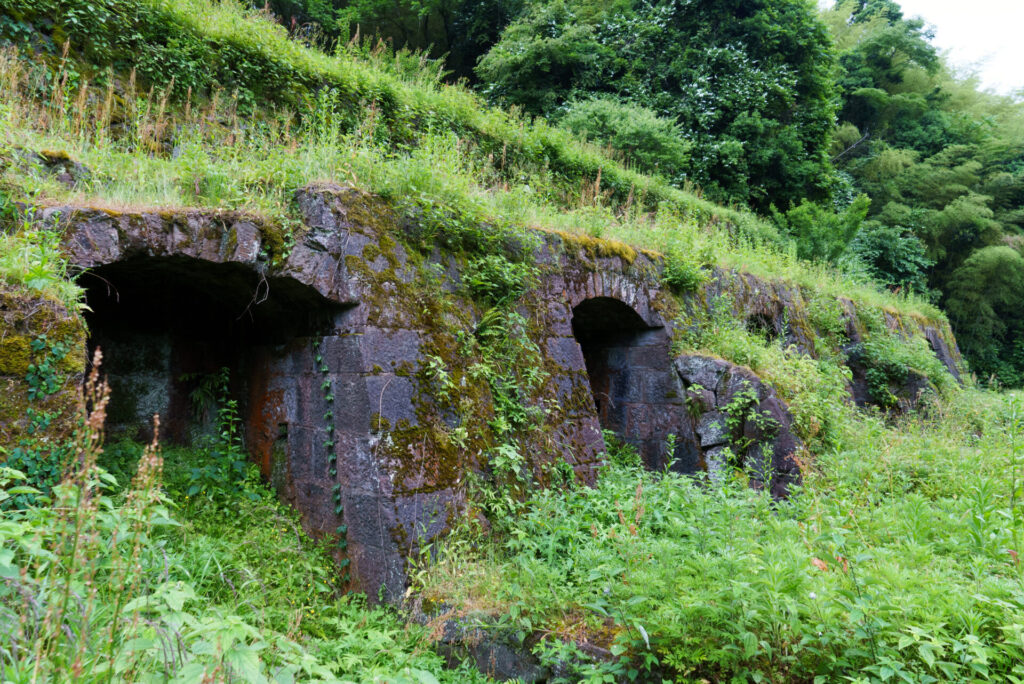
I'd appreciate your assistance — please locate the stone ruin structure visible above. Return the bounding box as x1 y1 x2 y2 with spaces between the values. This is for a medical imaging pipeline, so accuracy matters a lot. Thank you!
4 183 961 599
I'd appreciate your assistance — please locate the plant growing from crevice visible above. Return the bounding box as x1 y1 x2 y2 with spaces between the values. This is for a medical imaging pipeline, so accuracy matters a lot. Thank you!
315 338 349 583
3 333 75 508
683 383 708 419
453 256 553 529
719 382 780 479
462 253 537 307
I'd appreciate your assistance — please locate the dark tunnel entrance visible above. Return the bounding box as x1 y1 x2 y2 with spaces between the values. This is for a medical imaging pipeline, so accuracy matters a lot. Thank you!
571 297 695 471
81 256 344 449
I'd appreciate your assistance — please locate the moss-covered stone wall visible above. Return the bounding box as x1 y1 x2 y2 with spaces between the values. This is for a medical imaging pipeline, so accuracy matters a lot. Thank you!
0 283 87 461
15 182 962 599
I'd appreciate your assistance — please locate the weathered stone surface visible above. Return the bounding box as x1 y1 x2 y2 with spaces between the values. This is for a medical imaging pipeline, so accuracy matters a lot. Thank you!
925 327 962 381
674 355 729 393
11 182 960 600
697 412 729 447
13 148 91 188
423 611 550 683
675 354 804 498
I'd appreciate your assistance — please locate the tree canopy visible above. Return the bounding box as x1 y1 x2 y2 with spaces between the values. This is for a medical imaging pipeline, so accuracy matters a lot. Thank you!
476 0 839 212
823 0 1024 384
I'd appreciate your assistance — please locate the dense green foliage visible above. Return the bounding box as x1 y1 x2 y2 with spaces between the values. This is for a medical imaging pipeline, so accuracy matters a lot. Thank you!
0 0 944 323
424 391 1024 681
476 0 838 211
822 0 1024 384
258 0 841 209
264 0 523 79
558 97 691 180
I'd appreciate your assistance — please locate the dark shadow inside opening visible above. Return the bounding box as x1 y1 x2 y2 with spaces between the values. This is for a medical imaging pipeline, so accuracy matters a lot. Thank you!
571 297 691 469
82 256 344 444
571 297 650 418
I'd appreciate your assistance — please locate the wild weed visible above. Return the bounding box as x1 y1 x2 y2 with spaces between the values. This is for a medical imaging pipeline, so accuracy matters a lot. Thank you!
0 351 487 681
422 389 1024 681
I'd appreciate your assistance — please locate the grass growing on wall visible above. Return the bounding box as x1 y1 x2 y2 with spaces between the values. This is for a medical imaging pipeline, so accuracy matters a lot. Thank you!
0 0 943 325
0 194 83 309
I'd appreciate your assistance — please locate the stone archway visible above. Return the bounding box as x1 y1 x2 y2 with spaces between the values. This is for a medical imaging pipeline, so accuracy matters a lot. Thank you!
81 255 344 451
570 296 696 471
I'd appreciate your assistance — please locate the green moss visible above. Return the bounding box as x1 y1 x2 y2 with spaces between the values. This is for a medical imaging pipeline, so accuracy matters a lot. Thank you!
225 225 239 256
0 335 31 375
548 229 639 264
39 149 71 162
361 243 381 262
371 413 391 433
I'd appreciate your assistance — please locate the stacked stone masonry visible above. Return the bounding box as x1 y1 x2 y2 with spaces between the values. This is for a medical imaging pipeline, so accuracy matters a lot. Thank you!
20 182 963 599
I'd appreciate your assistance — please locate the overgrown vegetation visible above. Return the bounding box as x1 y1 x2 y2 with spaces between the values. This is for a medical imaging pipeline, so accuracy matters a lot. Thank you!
0 194 83 309
1 358 491 682
2 0 1021 681
422 390 1024 682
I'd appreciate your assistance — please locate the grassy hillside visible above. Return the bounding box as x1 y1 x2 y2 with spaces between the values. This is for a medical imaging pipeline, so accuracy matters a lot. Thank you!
0 0 943 323
4 1 1018 682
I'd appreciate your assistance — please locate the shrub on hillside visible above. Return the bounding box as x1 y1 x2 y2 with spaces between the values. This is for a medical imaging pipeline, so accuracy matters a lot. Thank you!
559 96 691 180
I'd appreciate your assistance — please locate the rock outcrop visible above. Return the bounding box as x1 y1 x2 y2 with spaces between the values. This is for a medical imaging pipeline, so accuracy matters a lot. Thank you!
674 355 803 498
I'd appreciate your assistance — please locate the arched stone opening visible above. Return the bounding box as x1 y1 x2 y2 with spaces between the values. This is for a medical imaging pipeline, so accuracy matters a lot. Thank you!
81 256 346 458
571 297 695 470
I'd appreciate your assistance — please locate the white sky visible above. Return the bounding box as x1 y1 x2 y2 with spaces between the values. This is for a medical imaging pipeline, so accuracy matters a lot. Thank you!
821 1 1024 96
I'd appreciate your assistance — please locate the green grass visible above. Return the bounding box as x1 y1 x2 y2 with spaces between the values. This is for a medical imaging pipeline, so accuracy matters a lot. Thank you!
0 197 83 309
0 0 944 325
420 389 1024 682
1 431 492 682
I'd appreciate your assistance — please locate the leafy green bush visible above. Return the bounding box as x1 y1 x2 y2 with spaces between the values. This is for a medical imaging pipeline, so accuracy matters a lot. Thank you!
559 96 691 179
845 220 934 295
477 0 840 211
423 389 1024 681
463 254 537 306
771 193 871 263
601 429 641 469
661 247 708 292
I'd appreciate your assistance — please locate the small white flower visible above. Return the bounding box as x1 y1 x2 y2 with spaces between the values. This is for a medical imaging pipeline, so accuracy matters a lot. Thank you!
809 592 817 600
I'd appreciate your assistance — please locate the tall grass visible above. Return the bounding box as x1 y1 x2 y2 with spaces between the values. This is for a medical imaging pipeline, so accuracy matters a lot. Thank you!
0 2 943 324
0 354 490 682
420 390 1024 682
